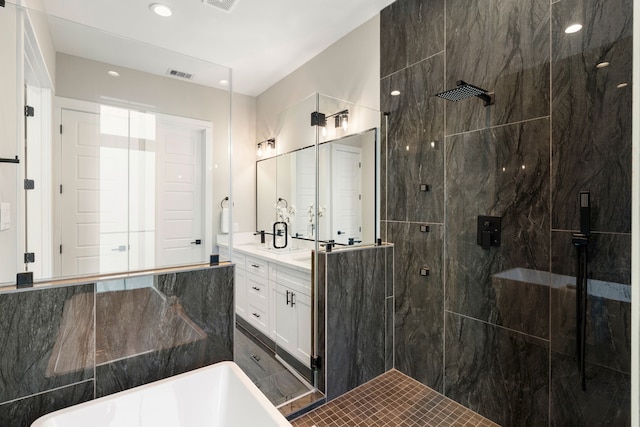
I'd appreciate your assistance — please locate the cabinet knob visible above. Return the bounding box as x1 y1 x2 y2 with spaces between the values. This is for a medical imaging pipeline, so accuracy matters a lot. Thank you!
252 313 261 318
252 286 260 292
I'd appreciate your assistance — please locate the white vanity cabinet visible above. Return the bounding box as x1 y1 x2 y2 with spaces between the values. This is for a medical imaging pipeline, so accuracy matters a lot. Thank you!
219 242 311 367
245 255 270 335
271 265 312 364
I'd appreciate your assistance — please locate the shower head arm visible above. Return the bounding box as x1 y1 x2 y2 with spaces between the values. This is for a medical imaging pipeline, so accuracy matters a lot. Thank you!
456 81 494 106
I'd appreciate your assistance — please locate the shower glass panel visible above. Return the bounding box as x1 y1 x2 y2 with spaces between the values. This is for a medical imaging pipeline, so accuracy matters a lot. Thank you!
251 93 380 412
0 3 232 287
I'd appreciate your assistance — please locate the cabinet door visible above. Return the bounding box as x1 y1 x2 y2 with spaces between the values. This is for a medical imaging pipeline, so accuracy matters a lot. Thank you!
235 267 247 319
275 284 296 354
293 291 312 363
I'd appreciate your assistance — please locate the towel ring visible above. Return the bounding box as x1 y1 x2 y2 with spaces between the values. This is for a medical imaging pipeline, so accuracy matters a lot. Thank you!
276 197 288 208
220 196 229 209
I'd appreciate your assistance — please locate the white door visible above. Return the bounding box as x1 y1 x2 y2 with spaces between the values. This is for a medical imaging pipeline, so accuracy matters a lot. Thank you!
331 144 362 245
154 117 205 266
60 109 129 276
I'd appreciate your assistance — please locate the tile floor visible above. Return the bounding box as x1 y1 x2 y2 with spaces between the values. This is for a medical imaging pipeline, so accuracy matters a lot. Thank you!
291 370 501 427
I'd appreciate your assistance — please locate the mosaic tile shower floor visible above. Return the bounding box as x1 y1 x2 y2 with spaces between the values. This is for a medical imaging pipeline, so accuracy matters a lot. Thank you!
291 370 500 427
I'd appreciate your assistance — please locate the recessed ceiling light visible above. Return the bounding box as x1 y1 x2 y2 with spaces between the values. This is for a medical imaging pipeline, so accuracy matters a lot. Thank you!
391 90 401 96
564 23 583 34
617 82 628 89
107 70 120 77
596 61 610 69
150 3 172 17
219 79 229 86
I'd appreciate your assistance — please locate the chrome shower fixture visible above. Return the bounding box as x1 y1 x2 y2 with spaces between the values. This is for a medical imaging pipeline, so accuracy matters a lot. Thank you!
435 80 494 106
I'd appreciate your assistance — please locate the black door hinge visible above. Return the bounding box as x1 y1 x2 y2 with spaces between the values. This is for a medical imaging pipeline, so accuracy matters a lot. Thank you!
311 355 322 371
24 105 34 117
24 179 35 190
59 124 63 134
59 244 63 254
24 253 35 263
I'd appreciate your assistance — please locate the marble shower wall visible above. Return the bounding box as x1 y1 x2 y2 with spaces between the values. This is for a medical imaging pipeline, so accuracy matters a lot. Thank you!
381 0 632 425
0 265 234 426
319 245 393 401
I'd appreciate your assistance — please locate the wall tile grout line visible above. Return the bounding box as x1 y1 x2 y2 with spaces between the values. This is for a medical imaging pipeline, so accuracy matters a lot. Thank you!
0 379 95 407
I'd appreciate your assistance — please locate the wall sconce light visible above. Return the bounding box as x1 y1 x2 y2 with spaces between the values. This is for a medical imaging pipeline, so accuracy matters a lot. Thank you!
327 109 349 133
257 138 275 157
310 110 349 136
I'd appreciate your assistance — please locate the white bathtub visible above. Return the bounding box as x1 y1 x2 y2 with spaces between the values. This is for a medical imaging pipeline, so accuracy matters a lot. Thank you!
32 361 292 427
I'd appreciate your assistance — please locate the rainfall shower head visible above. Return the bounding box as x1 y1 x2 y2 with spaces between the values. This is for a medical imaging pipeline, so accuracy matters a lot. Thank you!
435 80 494 106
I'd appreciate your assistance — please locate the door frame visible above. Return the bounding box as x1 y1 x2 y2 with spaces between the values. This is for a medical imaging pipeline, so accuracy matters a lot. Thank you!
53 97 214 277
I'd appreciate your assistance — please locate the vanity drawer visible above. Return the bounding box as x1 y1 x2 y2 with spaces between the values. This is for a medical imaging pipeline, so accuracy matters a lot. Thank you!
246 256 269 278
247 301 268 335
247 273 268 303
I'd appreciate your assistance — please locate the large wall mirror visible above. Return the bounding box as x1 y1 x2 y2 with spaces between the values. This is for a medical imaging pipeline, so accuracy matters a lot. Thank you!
256 128 378 246
0 3 231 286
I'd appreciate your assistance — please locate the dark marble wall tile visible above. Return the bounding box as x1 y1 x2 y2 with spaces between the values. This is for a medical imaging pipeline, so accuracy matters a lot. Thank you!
385 297 393 372
551 0 632 233
96 266 234 396
550 231 631 373
389 222 443 391
0 380 94 427
325 247 386 401
445 119 550 338
316 252 327 394
551 352 630 426
380 54 444 223
445 0 550 135
445 313 549 426
0 284 95 403
385 244 393 298
380 0 444 78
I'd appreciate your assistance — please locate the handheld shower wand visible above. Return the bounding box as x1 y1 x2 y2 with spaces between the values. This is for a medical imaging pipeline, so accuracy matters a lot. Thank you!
571 191 590 391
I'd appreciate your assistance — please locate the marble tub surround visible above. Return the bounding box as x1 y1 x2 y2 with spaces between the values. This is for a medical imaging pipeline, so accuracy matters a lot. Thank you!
0 284 95 403
319 245 393 401
98 267 234 396
0 265 234 426
380 0 632 424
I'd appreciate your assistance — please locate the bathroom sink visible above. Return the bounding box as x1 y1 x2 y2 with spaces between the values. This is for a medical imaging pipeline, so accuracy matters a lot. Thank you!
257 246 308 256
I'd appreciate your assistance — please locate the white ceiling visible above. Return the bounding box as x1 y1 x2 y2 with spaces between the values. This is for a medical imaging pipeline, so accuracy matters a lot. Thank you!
40 0 395 96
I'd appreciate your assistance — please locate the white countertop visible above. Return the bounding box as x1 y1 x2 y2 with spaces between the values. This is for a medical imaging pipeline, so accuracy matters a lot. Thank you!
218 235 312 274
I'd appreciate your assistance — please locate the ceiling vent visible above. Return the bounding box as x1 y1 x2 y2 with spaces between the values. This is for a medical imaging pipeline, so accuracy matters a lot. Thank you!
202 0 238 13
166 69 193 80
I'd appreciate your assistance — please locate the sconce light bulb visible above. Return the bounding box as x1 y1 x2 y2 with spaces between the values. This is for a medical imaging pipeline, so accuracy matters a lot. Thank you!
322 126 327 137
266 143 273 155
341 115 348 131
257 145 263 157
